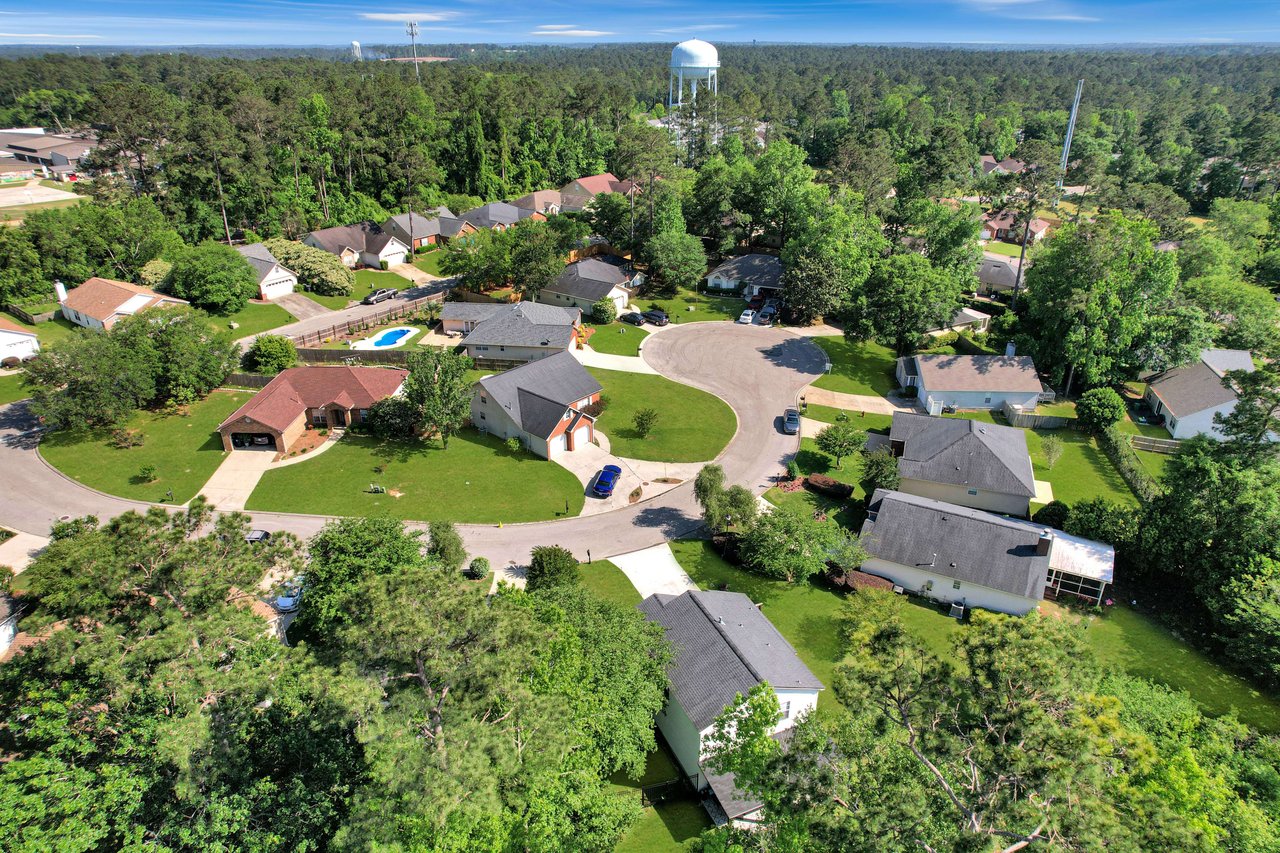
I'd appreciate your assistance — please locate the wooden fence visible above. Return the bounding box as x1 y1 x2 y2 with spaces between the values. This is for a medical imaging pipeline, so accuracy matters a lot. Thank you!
1002 400 1073 430
223 372 274 388
296 348 412 366
6 302 58 324
288 293 444 347
1128 434 1181 454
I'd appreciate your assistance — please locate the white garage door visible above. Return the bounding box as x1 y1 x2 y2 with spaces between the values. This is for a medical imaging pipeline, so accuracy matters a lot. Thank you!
553 433 568 454
572 425 590 450
260 279 295 301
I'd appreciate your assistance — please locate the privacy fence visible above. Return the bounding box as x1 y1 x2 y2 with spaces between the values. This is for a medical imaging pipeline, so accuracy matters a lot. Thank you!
287 293 444 348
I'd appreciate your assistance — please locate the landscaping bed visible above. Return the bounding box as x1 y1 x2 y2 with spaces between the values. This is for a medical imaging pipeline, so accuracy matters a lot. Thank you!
39 390 251 504
587 367 735 463
245 429 585 523
763 437 866 531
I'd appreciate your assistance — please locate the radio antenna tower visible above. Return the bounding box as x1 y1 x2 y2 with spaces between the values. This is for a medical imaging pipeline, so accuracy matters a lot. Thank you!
1058 79 1083 191
406 22 421 83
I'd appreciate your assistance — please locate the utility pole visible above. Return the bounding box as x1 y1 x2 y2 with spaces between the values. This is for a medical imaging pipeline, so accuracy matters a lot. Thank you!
406 21 421 83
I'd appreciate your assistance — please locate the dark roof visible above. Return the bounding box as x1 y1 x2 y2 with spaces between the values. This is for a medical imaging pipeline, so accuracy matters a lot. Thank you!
476 351 601 438
546 257 634 302
860 490 1049 600
704 729 792 821
304 221 405 256
441 302 507 322
708 254 782 289
977 257 1018 288
1147 349 1252 417
235 243 293 285
461 301 580 349
383 208 456 240
638 590 823 731
913 354 1042 394
458 202 535 229
218 366 406 433
890 412 1035 498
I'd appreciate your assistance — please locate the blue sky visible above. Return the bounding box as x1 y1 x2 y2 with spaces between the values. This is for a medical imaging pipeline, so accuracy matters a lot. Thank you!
0 0 1277 46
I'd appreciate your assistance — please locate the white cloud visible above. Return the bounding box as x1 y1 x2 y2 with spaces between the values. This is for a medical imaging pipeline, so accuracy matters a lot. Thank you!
650 24 738 34
0 31 102 39
360 11 456 22
533 25 579 31
530 25 614 36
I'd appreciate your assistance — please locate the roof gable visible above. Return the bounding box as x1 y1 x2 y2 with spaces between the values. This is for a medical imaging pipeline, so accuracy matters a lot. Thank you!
219 366 407 433
461 301 580 349
62 277 187 322
890 412 1035 497
477 350 601 437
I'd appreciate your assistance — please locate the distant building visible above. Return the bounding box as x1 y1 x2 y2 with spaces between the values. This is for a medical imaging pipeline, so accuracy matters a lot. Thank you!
381 207 474 250
235 243 297 301
559 173 640 213
1144 348 1260 441
897 354 1043 414
457 202 543 231
302 222 409 269
441 301 581 363
0 315 38 365
705 254 782 298
541 255 644 314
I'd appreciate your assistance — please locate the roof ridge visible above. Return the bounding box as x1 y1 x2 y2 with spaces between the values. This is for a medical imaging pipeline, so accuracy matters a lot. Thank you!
688 591 765 684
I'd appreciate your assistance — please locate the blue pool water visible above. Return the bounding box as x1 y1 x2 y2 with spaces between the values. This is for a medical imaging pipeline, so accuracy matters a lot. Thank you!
373 329 412 347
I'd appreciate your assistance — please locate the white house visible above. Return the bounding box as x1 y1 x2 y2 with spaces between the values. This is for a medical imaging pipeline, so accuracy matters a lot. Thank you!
897 353 1042 414
235 243 297 301
1144 349 1257 441
638 590 824 828
441 301 581 363
57 278 188 331
471 352 602 459
302 222 409 269
0 594 17 659
859 489 1115 615
0 315 39 365
705 254 782 298
540 256 644 315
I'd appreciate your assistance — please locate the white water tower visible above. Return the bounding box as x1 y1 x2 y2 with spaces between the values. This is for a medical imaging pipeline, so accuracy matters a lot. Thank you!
669 39 718 108
351 41 362 61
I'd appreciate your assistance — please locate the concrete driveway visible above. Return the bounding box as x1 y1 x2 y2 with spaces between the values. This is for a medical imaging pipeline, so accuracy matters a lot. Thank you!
199 447 276 511
272 292 331 321
610 543 697 598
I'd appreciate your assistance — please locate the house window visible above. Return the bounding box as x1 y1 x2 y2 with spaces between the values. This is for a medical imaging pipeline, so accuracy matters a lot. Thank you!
781 700 791 719
562 410 571 421
984 396 992 404
499 346 505 352
967 488 978 496
480 396 487 404
1168 416 1177 431
953 580 962 590
475 345 489 352
479 413 485 420
312 412 326 425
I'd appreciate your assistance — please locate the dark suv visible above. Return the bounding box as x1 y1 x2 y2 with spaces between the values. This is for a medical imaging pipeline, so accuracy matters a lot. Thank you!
641 309 669 326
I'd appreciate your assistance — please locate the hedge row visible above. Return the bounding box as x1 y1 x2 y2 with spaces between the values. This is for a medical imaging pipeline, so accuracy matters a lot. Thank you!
1099 425 1162 503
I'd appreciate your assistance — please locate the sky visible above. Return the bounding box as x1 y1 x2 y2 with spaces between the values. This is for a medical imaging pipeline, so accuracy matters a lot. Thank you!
0 0 1277 47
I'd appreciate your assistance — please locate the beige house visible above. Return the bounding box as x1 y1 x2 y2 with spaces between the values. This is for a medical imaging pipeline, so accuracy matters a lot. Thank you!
303 222 409 269
57 277 188 330
471 352 602 459
236 243 297 301
441 301 581 363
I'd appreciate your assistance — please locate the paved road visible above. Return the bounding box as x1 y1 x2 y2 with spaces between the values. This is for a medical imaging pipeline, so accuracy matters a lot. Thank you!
0 324 826 567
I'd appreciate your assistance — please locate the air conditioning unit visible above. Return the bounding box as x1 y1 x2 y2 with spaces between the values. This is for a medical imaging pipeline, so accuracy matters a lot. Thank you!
892 585 905 595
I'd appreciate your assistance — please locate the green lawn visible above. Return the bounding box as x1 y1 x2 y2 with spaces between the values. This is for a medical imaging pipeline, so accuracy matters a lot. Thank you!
586 322 649 357
764 437 866 532
635 287 744 324
0 373 29 405
39 390 250 504
3 312 80 348
1134 448 1172 480
0 197 83 220
412 250 446 277
579 560 641 608
810 337 898 397
588 368 736 463
801 404 893 432
205 302 294 338
246 430 584 523
982 240 1024 257
612 744 709 852
300 269 414 310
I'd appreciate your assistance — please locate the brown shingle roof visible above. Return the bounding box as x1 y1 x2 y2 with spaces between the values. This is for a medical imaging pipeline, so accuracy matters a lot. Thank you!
219 366 407 433
0 315 36 337
61 277 187 323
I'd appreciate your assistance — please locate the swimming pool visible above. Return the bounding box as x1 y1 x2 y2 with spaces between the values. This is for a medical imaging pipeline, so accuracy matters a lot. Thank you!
350 326 421 350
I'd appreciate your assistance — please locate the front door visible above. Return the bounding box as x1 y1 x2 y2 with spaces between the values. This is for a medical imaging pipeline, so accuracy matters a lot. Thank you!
333 410 347 426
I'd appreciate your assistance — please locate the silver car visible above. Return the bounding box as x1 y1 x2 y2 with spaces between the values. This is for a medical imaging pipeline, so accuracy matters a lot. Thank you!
274 576 305 613
783 408 801 435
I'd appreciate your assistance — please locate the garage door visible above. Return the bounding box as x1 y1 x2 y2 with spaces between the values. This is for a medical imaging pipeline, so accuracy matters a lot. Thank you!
230 432 276 449
553 433 568 454
572 425 590 450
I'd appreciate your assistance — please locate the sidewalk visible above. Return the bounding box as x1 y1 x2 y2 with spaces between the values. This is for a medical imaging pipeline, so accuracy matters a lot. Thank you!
571 344 658 374
0 531 49 573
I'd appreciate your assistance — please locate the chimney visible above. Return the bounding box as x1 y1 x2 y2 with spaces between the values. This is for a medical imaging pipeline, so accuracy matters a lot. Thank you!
1005 340 1017 357
1036 530 1052 556
54 279 67 303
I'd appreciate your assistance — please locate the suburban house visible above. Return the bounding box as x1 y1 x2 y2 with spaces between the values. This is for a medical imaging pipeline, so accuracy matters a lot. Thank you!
0 315 39 364
859 489 1115 615
638 590 824 828
981 210 1049 244
977 256 1019 295
897 353 1043 414
381 207 474 250
302 222 409 269
442 301 581 363
0 130 99 180
57 277 188 330
235 243 297 301
471 351 602 459
217 365 406 454
930 306 991 334
705 254 783 298
512 190 563 216
458 202 544 231
541 256 644 314
979 154 1026 175
1144 348 1258 440
560 172 640 212
869 411 1036 517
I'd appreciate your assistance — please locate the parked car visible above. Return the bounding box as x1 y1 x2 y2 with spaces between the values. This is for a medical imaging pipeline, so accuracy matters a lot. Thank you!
641 309 669 326
747 294 766 311
593 464 623 498
245 529 272 545
620 312 645 326
363 288 398 305
758 306 777 326
783 408 801 435
274 576 305 613
738 309 756 325
759 304 778 321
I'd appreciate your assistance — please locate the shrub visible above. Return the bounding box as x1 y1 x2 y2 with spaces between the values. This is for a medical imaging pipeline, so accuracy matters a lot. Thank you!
1031 500 1070 529
786 459 801 480
427 520 467 572
505 436 522 453
137 464 158 483
466 557 490 579
1076 387 1126 434
111 428 144 449
1098 425 1161 503
582 394 609 417
365 396 418 438
860 447 900 496
1041 434 1064 470
805 473 854 499
379 260 389 271
167 242 259 314
139 258 173 289
633 407 658 438
264 238 355 296
242 334 298 374
527 545 579 592
591 298 617 325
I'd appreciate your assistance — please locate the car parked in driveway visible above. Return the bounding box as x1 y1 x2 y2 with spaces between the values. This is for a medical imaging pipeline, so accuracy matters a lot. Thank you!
783 408 801 435
620 312 645 326
592 464 623 498
245 529 272 545
274 576 304 613
641 309 669 326
738 309 756 325
746 294 766 311
362 288 398 305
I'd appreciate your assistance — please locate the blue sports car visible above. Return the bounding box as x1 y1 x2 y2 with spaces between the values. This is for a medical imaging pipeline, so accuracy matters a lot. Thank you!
593 464 623 497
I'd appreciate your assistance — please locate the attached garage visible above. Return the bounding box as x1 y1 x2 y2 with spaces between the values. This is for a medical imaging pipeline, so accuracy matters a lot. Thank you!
228 432 277 450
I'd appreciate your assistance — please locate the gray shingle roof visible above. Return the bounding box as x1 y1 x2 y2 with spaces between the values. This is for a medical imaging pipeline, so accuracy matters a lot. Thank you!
638 590 823 731
546 257 633 302
461 301 580 349
235 242 293 285
383 208 456 241
1147 349 1252 417
305 221 405 257
914 354 1042 393
860 489 1050 600
890 412 1035 498
458 202 535 229
704 729 792 821
707 254 782 289
476 351 601 438
977 257 1018 289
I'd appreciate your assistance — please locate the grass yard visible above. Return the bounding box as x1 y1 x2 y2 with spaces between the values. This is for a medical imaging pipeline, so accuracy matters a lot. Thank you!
39 390 250 504
1134 448 1172 480
412 250 446 277
205 302 294 338
809 337 898 397
612 744 710 852
245 429 584 523
585 322 649 357
764 437 867 531
0 373 29 405
0 197 83 220
587 367 736 463
635 287 744 324
982 240 1024 257
579 560 642 608
801 404 893 431
3 312 80 348
300 269 414 310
